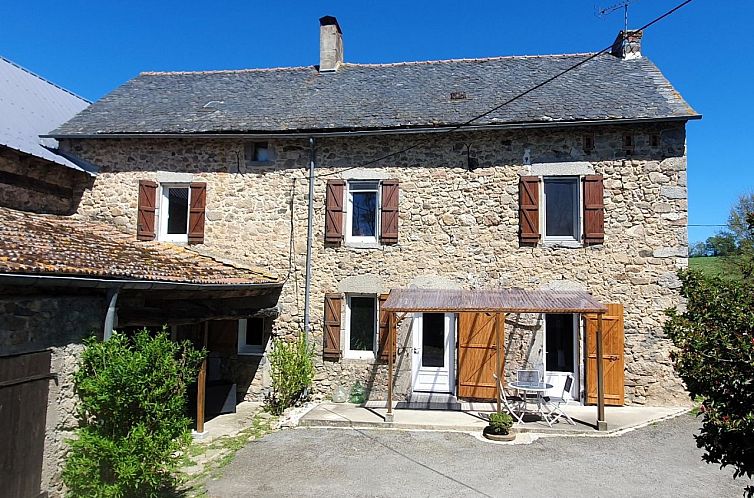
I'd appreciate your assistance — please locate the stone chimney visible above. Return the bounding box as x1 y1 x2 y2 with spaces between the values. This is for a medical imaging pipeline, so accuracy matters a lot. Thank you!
611 30 643 59
319 16 343 72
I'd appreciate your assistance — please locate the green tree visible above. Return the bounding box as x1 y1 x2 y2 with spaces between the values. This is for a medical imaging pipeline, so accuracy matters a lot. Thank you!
705 232 737 257
63 329 206 497
727 193 754 279
665 271 754 496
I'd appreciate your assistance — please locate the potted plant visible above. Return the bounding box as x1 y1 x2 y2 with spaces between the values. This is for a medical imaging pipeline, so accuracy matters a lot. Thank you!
483 411 515 442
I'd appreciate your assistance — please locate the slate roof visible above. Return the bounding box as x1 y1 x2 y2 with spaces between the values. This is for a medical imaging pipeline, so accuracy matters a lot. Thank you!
49 53 698 137
0 207 279 286
0 56 93 172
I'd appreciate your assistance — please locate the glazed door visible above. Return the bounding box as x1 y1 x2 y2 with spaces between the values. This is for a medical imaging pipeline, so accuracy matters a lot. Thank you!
411 313 456 393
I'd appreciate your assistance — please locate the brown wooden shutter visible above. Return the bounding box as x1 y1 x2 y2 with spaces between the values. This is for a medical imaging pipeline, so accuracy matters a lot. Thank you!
457 312 499 400
585 304 625 406
519 176 540 246
377 293 396 361
380 180 399 244
137 180 157 241
323 293 342 361
583 174 605 245
188 182 207 245
325 180 345 245
207 320 238 354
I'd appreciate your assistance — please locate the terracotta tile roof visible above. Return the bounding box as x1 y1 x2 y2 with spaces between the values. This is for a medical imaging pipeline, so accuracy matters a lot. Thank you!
0 207 279 285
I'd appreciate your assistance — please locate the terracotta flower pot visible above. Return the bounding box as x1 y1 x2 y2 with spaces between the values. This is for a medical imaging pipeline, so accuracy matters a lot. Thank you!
483 426 516 442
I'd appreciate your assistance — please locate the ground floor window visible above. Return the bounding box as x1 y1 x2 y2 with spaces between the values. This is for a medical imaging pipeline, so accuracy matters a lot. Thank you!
238 318 266 355
345 294 377 359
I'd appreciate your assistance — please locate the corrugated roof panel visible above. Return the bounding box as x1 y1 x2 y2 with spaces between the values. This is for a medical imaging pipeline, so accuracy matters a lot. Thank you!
0 56 91 171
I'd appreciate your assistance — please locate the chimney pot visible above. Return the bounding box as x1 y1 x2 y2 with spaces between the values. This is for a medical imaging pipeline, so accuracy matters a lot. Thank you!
611 30 643 59
319 16 344 72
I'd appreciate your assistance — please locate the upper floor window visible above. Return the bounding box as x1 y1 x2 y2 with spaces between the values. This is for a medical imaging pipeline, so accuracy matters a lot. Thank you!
344 294 377 359
346 181 380 244
159 184 190 243
245 142 273 164
543 177 580 242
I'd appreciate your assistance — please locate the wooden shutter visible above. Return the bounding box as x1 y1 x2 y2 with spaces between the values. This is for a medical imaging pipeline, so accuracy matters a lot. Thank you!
325 180 345 244
519 176 540 246
585 304 625 406
583 174 605 245
323 293 342 361
207 320 238 354
188 182 207 245
380 180 399 244
457 312 500 400
137 180 157 241
377 293 396 361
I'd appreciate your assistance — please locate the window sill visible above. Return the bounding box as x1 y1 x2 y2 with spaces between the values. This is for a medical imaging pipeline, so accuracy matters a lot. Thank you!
344 242 382 250
342 353 376 361
237 351 265 357
541 239 583 249
246 161 275 167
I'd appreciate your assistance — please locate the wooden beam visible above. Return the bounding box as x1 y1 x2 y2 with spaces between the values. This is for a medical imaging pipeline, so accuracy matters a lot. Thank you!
385 312 394 422
596 312 607 431
196 322 209 434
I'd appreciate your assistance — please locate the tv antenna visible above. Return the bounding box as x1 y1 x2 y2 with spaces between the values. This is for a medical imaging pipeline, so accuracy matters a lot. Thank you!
596 0 636 34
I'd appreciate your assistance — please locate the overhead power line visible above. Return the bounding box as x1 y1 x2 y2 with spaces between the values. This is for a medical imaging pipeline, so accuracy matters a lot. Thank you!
313 0 694 180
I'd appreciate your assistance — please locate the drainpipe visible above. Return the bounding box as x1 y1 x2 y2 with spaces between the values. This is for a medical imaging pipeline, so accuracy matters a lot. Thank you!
103 287 119 340
302 137 316 344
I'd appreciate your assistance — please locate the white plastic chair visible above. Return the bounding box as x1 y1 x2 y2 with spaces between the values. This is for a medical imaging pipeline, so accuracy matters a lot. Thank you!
493 374 525 424
544 374 576 425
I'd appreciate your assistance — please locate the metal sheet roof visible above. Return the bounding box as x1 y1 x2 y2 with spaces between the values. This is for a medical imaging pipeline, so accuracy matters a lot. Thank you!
0 56 92 172
382 288 607 313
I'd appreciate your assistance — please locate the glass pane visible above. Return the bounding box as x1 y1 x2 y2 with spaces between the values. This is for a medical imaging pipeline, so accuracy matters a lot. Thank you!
349 297 375 351
545 314 575 372
351 191 377 237
246 318 265 346
254 144 269 162
545 180 576 237
167 187 189 234
422 313 445 368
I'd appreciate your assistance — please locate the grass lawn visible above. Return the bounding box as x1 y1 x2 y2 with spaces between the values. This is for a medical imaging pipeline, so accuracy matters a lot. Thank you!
689 256 743 280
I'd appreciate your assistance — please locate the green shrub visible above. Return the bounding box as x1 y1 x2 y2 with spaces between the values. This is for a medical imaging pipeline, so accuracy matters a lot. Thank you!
665 270 754 497
488 411 514 435
265 333 314 415
62 329 205 497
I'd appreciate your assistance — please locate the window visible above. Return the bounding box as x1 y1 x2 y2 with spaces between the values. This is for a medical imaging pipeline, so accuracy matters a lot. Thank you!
159 184 190 242
582 134 595 154
346 181 380 244
543 177 580 242
245 142 272 164
238 317 266 355
623 134 634 156
344 294 377 359
650 133 660 148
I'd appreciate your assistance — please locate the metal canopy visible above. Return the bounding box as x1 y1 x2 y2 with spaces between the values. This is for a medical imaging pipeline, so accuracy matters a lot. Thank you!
381 287 607 314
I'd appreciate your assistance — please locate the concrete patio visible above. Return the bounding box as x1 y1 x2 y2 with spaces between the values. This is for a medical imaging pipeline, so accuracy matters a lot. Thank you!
299 401 689 434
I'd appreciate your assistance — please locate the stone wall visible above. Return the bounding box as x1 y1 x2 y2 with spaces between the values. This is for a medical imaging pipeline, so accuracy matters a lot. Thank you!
0 291 105 497
61 120 690 406
0 149 91 215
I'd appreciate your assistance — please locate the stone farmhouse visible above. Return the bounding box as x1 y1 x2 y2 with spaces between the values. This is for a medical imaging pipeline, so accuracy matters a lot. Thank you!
43 16 699 412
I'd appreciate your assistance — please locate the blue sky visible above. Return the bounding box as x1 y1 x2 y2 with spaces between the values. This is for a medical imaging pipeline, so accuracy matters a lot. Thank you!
2 1 749 244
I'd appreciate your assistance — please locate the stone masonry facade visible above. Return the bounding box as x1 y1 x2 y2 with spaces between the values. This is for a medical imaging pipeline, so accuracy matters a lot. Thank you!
0 293 105 497
61 120 690 407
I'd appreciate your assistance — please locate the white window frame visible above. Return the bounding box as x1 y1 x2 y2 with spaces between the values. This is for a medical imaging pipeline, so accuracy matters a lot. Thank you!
345 180 381 245
158 183 190 243
343 293 378 360
237 318 265 355
542 176 582 244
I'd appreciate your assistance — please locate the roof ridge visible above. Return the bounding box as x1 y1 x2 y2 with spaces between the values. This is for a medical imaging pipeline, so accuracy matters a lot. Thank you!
137 52 602 76
0 55 92 104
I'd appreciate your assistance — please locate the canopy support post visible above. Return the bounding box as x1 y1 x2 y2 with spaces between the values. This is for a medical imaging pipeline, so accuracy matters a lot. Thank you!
385 312 395 423
495 312 504 413
596 312 607 431
195 321 209 436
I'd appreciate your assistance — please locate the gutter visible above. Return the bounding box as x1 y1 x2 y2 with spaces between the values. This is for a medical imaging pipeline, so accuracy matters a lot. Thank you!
0 273 284 292
42 115 702 141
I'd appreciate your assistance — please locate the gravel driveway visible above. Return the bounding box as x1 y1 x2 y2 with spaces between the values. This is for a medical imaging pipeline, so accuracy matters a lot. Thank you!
207 413 746 497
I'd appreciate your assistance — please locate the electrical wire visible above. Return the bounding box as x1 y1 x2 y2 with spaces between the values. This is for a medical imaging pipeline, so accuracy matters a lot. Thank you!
312 0 694 180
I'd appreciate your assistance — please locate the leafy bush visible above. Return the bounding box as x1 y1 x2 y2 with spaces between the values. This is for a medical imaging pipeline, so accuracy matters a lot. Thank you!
487 411 514 435
265 333 314 415
665 271 754 496
63 329 206 497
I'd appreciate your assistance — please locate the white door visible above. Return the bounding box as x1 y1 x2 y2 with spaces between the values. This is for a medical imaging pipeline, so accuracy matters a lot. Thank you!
543 314 579 400
411 312 456 393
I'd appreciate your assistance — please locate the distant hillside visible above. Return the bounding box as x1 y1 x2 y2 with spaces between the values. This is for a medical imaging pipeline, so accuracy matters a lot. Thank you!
689 256 743 280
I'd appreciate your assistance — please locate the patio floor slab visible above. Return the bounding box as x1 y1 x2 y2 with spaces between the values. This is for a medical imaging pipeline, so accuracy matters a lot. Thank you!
299 402 690 434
